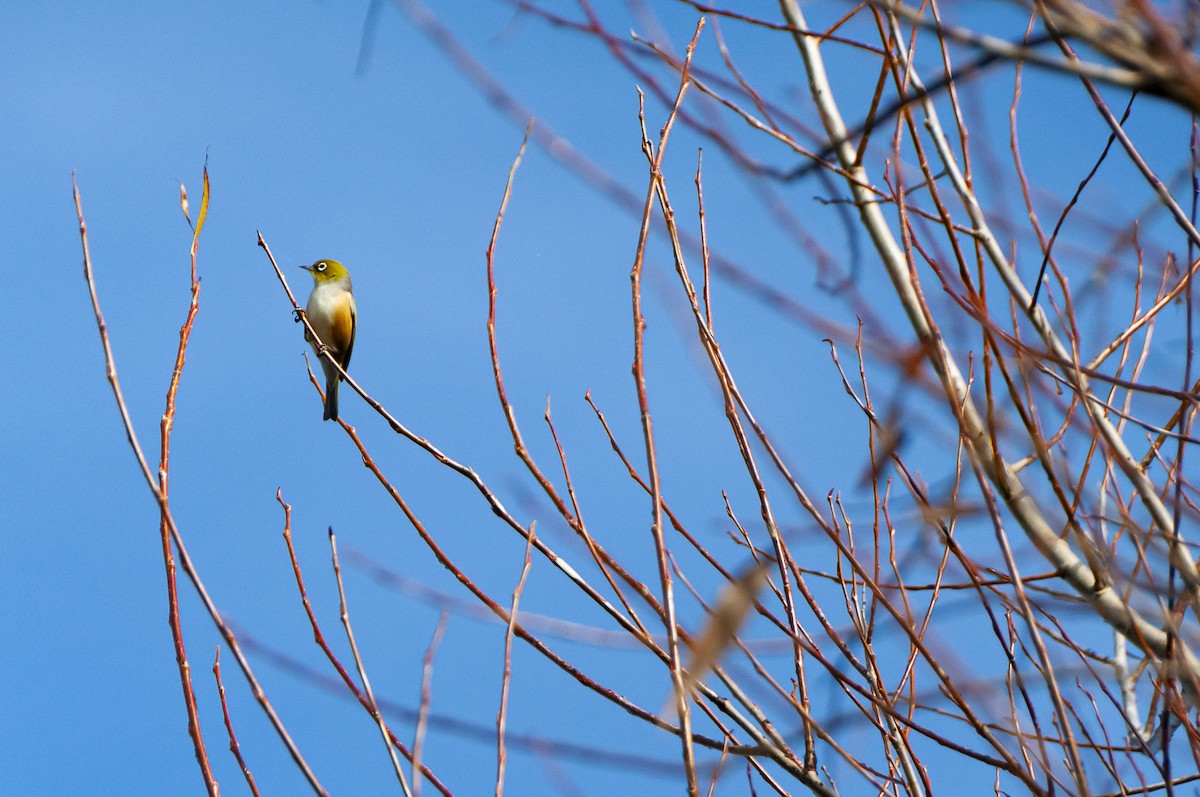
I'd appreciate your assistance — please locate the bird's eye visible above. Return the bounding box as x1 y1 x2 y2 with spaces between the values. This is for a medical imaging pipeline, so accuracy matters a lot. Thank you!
316 262 327 272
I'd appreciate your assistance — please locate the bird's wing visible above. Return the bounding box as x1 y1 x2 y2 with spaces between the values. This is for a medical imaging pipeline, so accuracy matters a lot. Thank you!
337 295 357 373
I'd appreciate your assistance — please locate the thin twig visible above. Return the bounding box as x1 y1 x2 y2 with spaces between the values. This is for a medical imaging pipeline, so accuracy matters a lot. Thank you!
161 165 218 795
412 613 448 797
496 525 535 797
628 20 707 794
214 646 261 797
330 528 413 795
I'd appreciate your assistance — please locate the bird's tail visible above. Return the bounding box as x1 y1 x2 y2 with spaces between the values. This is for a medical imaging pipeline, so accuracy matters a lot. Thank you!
323 377 339 421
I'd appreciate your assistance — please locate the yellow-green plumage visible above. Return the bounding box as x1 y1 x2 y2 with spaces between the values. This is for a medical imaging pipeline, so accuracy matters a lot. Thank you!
301 259 357 421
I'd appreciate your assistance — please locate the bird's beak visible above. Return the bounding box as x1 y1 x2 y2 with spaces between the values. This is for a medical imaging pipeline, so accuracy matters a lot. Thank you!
299 265 312 272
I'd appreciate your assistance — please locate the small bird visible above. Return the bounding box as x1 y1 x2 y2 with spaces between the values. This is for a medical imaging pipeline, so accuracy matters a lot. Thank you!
300 259 357 421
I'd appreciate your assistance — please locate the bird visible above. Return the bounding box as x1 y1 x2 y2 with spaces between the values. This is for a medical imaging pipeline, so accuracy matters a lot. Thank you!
300 259 357 421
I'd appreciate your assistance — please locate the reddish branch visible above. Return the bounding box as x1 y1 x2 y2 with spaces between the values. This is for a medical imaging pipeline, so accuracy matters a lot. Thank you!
77 175 327 794
159 168 218 794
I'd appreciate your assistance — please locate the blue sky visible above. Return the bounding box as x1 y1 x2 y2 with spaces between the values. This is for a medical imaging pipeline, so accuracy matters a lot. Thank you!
4 2 1197 794
5 3 823 793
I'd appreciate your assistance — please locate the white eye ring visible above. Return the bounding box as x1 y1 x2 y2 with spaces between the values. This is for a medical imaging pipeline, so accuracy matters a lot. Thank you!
316 262 327 272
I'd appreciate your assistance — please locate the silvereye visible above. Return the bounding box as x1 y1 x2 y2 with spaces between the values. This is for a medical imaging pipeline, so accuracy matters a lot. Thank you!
300 259 357 421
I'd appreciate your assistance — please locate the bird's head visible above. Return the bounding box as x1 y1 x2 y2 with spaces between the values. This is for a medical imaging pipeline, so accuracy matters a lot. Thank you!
301 259 351 284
